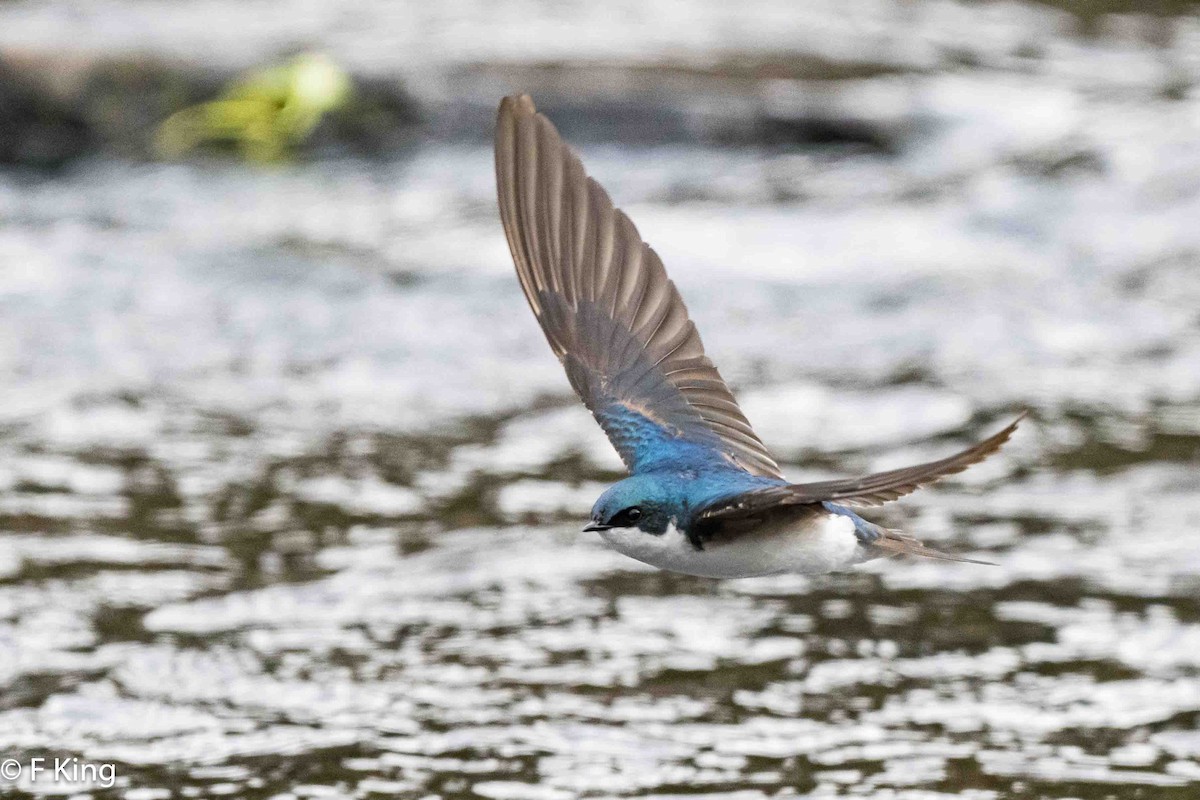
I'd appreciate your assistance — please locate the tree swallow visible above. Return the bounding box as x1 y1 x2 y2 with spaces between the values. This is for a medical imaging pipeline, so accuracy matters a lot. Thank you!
494 95 1024 578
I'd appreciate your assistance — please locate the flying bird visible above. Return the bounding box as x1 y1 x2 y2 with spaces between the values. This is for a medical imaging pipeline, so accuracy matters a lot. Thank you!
494 94 1023 578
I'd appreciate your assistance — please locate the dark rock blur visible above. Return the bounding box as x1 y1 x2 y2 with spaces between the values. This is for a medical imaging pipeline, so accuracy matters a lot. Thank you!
0 52 421 164
0 56 94 166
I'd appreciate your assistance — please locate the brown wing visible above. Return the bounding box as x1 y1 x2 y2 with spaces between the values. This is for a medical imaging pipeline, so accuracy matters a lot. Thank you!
495 94 783 478
698 413 1027 524
782 411 1026 507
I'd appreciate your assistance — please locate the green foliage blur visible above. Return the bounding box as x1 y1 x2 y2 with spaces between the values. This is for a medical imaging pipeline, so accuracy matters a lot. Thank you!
155 53 352 161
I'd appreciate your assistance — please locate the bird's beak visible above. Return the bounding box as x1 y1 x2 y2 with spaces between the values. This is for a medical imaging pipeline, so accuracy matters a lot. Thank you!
583 522 611 533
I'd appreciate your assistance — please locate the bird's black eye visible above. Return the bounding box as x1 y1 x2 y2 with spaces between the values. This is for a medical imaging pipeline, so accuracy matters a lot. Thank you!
609 506 642 527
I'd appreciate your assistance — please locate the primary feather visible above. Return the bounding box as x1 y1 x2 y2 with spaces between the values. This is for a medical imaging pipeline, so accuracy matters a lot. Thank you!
695 412 1027 525
495 94 782 478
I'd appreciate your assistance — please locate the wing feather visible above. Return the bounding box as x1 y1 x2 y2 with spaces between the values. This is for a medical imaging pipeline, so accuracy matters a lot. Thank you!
496 94 783 478
697 413 1026 526
789 411 1026 507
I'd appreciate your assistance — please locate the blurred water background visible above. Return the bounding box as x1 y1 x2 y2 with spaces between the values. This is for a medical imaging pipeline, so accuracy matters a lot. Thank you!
1 1 1200 799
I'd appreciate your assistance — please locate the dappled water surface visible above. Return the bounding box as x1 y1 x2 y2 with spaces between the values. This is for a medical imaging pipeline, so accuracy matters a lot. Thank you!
3 18 1200 800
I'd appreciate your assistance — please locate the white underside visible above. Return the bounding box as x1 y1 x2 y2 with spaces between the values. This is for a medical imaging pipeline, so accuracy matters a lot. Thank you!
597 513 866 578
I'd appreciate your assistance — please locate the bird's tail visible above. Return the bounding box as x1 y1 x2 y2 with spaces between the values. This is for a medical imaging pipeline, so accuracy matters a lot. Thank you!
869 528 996 566
827 503 995 566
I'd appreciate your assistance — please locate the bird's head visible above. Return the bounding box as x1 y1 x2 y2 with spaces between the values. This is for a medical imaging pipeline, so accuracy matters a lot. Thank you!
584 475 675 536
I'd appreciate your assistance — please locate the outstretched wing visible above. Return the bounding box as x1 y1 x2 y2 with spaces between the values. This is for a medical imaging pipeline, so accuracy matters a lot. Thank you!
495 94 782 478
697 413 1026 526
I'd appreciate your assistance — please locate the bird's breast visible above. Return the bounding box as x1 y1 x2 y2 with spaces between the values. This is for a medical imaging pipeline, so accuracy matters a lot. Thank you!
596 513 864 578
